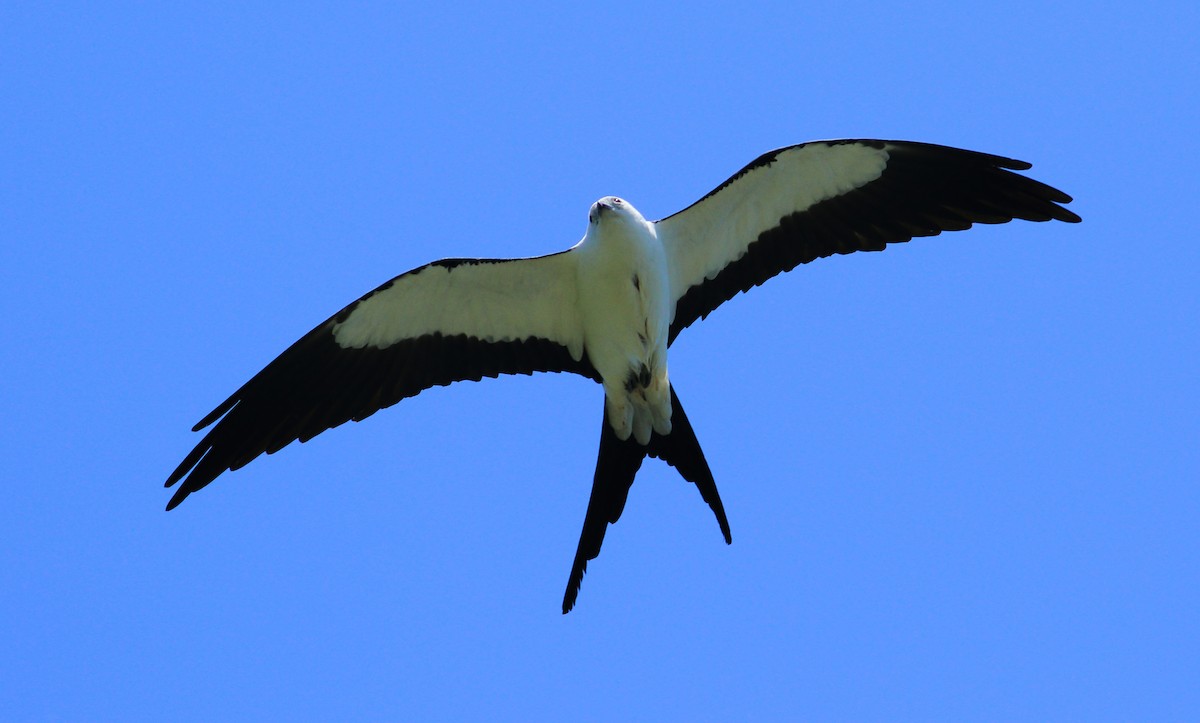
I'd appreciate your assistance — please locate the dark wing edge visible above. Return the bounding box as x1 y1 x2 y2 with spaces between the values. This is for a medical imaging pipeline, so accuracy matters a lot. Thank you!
165 264 598 511
666 140 1081 343
562 384 730 614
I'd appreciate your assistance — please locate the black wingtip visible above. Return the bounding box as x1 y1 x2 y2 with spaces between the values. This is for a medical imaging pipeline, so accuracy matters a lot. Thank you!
712 500 732 544
1058 207 1083 224
562 552 587 614
563 550 592 614
562 577 581 614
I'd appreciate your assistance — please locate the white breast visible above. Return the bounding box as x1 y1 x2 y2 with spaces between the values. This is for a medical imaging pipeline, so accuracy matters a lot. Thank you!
572 200 673 444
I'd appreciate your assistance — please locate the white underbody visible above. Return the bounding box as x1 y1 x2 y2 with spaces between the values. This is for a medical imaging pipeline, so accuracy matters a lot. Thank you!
573 197 673 445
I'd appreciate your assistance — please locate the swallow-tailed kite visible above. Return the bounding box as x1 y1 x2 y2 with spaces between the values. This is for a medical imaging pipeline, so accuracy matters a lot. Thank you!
166 139 1079 612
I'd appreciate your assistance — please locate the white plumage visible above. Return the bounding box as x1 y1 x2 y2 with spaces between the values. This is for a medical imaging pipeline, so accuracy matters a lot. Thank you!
166 139 1080 612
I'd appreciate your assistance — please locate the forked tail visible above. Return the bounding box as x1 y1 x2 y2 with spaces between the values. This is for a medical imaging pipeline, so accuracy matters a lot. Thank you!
562 383 732 613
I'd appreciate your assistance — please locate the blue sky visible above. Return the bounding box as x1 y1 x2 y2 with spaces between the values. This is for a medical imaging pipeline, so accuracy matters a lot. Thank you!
2 2 1197 719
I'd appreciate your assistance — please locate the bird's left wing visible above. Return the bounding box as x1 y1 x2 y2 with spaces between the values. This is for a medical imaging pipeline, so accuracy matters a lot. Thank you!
655 139 1080 343
165 250 596 509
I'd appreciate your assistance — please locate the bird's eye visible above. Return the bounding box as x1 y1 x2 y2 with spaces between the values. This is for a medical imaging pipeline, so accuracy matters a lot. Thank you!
612 198 623 205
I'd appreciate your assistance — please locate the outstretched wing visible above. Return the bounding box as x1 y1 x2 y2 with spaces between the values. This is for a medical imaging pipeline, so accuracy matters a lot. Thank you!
165 250 597 510
656 139 1081 342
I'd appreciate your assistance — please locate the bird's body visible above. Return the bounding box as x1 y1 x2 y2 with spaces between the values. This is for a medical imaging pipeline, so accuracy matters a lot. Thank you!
165 139 1080 612
576 197 673 444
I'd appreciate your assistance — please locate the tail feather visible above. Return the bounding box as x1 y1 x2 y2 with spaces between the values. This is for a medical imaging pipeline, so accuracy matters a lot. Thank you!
649 385 732 544
562 383 731 614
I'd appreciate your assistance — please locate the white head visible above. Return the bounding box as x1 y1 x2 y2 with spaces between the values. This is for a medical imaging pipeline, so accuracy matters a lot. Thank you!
587 196 648 228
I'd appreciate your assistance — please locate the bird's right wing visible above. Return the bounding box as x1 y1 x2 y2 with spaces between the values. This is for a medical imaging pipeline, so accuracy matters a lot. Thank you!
165 250 597 510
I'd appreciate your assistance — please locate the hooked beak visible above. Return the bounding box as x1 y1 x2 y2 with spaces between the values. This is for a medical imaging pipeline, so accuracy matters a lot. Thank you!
589 200 612 223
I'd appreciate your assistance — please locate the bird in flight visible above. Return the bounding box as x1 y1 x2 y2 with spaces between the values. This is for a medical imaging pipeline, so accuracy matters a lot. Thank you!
165 139 1079 613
